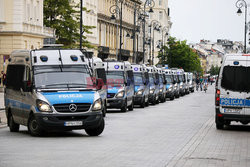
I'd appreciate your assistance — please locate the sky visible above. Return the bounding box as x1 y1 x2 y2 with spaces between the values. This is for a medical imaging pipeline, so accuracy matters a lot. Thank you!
168 0 246 44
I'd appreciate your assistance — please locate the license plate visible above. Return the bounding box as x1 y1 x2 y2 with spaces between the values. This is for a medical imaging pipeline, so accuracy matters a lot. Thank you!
224 108 241 113
64 121 83 126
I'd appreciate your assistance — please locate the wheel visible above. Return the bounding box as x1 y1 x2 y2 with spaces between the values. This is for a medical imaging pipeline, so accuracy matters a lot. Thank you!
170 96 174 101
156 98 159 104
8 114 20 132
128 100 134 111
121 100 127 112
215 116 224 130
140 97 145 108
85 118 105 136
102 104 106 117
145 99 149 107
28 115 44 136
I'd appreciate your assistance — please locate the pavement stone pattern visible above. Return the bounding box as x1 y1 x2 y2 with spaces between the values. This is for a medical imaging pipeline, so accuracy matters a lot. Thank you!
0 92 6 127
1 86 250 166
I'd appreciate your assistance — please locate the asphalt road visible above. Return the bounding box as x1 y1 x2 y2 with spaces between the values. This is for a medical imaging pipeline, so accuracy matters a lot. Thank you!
1 85 250 167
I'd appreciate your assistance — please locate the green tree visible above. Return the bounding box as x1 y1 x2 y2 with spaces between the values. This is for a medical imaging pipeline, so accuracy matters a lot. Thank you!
158 37 202 73
209 65 220 75
44 0 95 48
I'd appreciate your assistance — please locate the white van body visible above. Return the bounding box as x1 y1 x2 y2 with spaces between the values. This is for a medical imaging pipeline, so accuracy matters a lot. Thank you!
216 53 250 129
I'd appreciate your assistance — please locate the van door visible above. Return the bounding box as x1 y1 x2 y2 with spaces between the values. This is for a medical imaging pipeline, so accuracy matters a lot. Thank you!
244 56 250 116
5 65 25 125
220 57 247 116
126 70 134 105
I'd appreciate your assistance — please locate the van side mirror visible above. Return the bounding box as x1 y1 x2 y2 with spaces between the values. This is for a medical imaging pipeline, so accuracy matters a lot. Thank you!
173 81 176 84
23 81 32 92
187 79 190 82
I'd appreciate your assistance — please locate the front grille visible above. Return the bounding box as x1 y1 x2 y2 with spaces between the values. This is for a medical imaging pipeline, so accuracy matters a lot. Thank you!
53 103 91 113
107 93 116 98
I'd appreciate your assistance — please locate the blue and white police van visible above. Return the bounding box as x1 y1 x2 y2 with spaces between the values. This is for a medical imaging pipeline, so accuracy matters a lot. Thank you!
163 69 175 100
176 69 186 96
171 68 180 98
86 57 107 117
4 49 105 136
187 72 195 93
147 66 159 105
184 72 190 94
157 68 166 102
104 61 134 112
215 53 250 129
132 64 149 108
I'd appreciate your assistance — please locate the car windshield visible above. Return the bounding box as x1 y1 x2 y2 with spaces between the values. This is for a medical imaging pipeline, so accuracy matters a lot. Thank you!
134 73 144 85
34 65 93 89
166 75 173 83
106 71 124 85
221 66 250 92
149 73 155 84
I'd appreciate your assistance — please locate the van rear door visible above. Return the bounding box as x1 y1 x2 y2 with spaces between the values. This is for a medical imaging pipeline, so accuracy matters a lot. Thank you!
220 56 247 116
244 55 250 116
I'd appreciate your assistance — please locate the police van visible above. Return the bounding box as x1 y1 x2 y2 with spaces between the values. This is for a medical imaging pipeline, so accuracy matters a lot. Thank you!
147 66 159 105
171 68 180 98
104 61 134 112
216 53 250 129
132 64 149 108
157 68 166 102
86 57 107 117
4 49 105 136
184 72 190 94
163 69 175 100
176 69 185 96
187 72 195 93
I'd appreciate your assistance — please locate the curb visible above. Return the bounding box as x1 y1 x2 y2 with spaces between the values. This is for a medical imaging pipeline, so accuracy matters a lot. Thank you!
0 109 7 128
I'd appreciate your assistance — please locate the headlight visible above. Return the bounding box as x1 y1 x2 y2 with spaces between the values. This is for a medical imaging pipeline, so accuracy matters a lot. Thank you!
159 88 163 92
136 89 143 95
180 85 183 89
116 91 125 98
36 100 52 112
92 99 102 111
168 88 172 92
150 89 155 94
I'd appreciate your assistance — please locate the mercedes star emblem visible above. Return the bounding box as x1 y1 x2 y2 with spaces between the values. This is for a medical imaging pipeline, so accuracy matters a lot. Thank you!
69 104 77 112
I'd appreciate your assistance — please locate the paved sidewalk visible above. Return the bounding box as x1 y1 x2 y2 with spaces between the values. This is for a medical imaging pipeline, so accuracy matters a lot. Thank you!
0 92 6 127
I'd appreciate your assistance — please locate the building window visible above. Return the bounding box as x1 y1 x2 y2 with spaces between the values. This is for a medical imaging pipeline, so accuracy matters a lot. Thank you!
159 0 162 6
159 11 163 20
0 0 4 22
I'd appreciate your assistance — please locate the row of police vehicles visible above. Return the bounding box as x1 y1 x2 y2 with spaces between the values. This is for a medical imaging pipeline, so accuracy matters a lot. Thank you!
4 49 195 136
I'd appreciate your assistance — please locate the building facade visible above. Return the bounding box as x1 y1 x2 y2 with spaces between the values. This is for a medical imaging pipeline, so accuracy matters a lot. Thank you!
0 0 54 72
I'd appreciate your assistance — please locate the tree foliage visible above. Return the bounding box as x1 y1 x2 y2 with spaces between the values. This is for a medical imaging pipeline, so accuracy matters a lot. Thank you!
157 37 202 73
208 65 220 75
43 0 95 48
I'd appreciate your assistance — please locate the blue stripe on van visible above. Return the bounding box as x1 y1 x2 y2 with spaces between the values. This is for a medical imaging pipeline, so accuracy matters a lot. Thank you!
220 98 250 107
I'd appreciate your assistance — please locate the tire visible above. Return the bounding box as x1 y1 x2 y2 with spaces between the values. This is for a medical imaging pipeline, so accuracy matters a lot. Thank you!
102 105 107 117
145 99 149 107
128 100 134 111
215 116 224 130
170 96 174 101
28 115 44 136
85 118 105 136
8 114 20 132
121 100 127 112
140 97 145 108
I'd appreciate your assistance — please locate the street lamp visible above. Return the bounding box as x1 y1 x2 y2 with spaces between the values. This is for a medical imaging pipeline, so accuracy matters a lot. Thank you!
236 0 247 53
80 0 83 49
109 0 124 61
160 26 169 64
149 20 161 65
142 0 155 64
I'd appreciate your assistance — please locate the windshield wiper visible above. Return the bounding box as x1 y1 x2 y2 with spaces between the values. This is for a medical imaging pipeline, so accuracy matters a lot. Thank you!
36 83 69 89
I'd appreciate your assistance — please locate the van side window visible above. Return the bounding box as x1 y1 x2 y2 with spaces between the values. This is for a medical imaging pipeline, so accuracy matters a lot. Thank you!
6 65 25 90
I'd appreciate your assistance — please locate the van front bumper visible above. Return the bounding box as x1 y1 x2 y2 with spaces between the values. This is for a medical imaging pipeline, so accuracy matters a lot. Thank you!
166 91 174 98
34 112 103 131
134 96 143 104
107 98 126 109
216 108 250 122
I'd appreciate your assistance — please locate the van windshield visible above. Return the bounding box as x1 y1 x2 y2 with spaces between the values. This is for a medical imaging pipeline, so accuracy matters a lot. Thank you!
149 73 155 84
106 71 124 85
34 65 93 89
134 73 144 85
221 66 250 92
166 75 173 83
